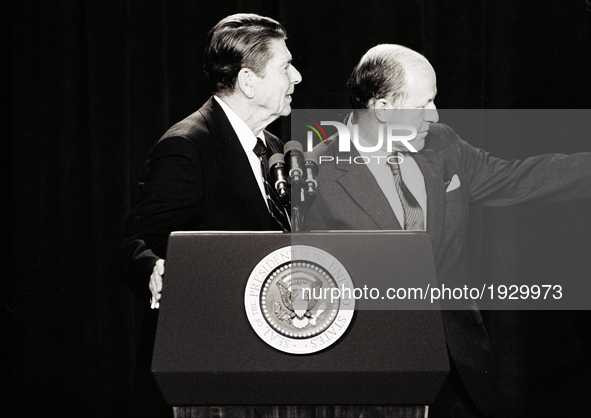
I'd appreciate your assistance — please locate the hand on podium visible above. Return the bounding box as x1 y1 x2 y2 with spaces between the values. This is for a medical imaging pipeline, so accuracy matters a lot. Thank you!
150 259 165 309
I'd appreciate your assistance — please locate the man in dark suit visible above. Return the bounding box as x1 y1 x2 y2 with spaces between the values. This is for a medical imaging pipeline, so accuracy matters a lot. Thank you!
305 44 591 418
120 13 301 305
119 13 300 417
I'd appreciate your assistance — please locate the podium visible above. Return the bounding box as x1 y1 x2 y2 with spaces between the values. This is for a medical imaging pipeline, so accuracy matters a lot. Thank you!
152 231 448 417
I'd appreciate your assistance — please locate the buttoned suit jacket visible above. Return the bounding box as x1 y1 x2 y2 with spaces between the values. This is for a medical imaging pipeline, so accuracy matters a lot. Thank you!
119 97 284 301
305 122 591 415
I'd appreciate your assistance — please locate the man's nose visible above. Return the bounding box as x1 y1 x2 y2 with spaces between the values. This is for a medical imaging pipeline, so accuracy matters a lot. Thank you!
425 103 439 123
290 65 302 84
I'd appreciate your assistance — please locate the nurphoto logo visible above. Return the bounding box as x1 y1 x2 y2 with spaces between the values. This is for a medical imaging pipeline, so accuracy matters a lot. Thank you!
313 120 418 153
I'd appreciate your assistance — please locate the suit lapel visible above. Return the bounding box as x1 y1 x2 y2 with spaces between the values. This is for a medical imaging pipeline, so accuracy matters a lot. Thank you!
263 131 284 155
334 146 402 230
413 148 445 257
199 98 271 218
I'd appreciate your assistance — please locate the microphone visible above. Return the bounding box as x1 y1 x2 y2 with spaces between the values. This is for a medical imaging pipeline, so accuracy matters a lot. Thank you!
303 151 319 196
269 153 289 199
284 141 304 185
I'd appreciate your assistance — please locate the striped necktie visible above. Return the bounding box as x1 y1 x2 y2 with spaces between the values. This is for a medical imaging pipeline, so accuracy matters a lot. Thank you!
387 152 424 230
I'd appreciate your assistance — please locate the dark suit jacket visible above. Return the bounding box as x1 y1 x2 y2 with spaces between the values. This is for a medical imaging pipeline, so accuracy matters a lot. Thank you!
305 123 591 415
119 97 284 301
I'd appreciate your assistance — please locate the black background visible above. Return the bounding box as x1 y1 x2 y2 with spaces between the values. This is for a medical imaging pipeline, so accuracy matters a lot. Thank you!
10 1 591 417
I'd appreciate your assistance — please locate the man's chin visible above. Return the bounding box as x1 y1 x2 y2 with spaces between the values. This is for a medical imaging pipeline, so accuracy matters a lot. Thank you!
266 106 291 124
409 133 427 152
280 104 292 117
389 136 425 153
412 138 425 152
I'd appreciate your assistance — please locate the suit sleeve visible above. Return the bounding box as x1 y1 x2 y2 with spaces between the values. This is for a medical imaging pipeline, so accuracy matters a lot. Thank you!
118 136 204 300
448 129 591 206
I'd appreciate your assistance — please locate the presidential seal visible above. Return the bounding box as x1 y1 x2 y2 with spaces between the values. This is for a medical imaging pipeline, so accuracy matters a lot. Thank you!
244 245 355 354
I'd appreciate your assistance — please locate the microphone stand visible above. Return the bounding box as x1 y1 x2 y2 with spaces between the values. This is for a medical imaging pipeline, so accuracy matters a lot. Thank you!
270 142 318 232
290 150 318 232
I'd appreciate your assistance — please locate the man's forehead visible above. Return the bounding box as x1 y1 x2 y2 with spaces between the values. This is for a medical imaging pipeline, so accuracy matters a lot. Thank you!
397 70 436 108
267 38 291 64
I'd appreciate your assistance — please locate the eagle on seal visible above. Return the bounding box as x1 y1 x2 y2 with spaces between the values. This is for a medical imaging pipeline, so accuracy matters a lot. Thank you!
275 278 322 329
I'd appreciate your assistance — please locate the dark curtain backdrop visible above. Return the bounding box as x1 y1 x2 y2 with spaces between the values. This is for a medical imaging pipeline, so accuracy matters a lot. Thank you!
10 1 591 417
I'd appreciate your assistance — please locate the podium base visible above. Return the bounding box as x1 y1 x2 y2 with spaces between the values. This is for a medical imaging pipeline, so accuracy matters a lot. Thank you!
173 405 428 418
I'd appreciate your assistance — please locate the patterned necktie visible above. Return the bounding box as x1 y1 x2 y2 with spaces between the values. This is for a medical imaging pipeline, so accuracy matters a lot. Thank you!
387 152 425 230
253 138 291 231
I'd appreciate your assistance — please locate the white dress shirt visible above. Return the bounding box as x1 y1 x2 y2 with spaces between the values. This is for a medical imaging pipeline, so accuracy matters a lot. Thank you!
214 96 268 205
354 131 427 230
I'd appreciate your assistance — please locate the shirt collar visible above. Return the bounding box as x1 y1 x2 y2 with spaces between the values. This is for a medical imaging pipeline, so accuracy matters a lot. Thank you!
214 96 266 150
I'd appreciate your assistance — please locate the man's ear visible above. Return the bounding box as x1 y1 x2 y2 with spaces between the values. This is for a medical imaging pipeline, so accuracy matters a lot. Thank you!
373 98 391 123
237 68 256 99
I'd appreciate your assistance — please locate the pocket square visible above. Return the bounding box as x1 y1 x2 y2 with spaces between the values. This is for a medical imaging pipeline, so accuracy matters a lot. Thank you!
446 174 460 192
